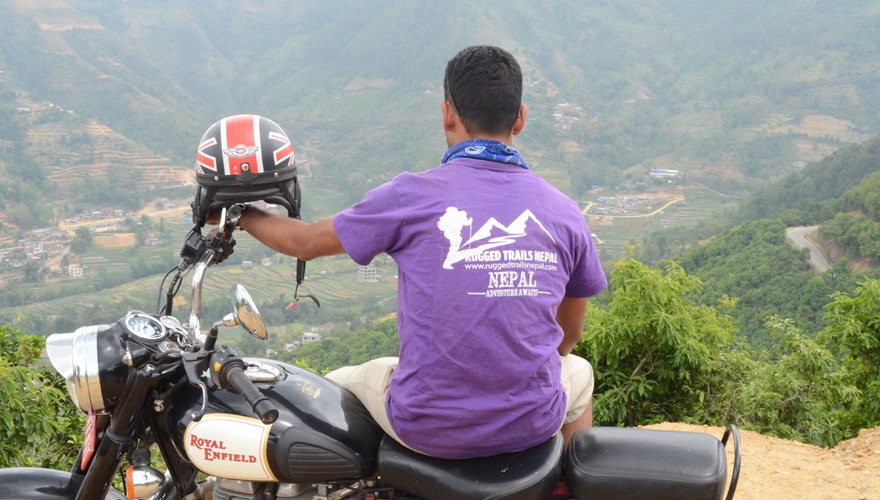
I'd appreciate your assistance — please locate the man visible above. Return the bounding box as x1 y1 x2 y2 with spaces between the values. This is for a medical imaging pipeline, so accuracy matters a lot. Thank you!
232 45 606 459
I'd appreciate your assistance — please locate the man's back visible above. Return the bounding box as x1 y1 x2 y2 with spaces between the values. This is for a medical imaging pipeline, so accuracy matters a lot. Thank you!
334 156 606 458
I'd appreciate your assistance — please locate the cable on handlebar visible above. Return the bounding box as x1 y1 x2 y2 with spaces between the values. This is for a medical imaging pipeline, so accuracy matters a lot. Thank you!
156 262 190 315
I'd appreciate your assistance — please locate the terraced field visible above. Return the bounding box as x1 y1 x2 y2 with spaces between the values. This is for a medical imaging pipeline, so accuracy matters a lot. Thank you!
2 245 398 337
34 120 191 200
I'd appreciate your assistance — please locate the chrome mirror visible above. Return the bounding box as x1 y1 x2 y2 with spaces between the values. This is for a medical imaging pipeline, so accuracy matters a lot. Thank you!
231 284 267 340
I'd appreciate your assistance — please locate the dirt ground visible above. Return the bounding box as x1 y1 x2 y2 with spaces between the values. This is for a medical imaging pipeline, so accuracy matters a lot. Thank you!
645 423 880 500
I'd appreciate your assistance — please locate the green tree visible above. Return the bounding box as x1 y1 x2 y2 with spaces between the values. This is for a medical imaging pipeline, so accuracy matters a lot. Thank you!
70 226 93 254
0 326 84 468
21 260 46 283
822 278 880 431
729 317 857 447
578 257 743 426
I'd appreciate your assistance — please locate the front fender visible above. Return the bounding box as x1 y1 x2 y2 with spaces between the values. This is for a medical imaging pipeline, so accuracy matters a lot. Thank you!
0 468 125 500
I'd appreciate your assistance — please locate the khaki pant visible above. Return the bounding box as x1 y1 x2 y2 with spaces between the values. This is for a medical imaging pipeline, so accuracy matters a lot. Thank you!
325 354 594 449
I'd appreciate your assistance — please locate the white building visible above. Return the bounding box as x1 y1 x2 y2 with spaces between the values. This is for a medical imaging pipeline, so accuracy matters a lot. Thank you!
358 263 377 282
67 264 83 278
302 332 321 344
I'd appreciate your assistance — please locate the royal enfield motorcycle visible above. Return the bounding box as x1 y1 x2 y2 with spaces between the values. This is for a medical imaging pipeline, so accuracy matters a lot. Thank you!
0 212 740 500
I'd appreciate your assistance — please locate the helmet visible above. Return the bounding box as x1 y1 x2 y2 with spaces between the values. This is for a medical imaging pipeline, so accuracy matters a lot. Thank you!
191 114 301 225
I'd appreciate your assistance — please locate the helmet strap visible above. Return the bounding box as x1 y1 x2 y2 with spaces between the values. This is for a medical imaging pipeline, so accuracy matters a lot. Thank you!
292 263 320 308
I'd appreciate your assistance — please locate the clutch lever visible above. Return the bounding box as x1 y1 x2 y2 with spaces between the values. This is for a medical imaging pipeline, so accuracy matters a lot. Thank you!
182 350 211 421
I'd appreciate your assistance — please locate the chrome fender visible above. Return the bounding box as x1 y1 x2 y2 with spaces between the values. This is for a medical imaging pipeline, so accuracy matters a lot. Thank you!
0 468 125 500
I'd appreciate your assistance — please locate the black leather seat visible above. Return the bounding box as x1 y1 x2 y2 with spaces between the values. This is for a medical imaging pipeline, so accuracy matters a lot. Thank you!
566 427 729 500
377 433 563 500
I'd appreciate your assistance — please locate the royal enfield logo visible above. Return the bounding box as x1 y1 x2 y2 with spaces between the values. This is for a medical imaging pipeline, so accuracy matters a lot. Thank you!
189 434 258 463
184 414 276 481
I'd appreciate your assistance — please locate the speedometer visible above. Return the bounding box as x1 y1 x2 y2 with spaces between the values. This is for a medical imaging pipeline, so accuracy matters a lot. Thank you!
123 313 167 343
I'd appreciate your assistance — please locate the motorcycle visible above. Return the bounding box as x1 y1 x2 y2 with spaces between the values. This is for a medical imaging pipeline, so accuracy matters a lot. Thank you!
0 210 741 500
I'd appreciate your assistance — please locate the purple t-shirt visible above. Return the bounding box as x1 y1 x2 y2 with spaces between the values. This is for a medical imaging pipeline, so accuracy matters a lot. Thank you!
333 157 607 458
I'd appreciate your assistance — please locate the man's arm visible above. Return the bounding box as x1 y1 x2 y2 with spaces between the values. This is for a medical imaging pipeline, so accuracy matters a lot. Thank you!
556 296 587 356
238 206 346 261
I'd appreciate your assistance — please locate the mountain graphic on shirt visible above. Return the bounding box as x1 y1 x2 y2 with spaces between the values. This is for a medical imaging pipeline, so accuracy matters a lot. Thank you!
438 208 557 269
463 209 556 248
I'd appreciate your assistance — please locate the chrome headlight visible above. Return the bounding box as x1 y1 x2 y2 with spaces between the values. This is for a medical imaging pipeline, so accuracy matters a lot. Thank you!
46 324 129 414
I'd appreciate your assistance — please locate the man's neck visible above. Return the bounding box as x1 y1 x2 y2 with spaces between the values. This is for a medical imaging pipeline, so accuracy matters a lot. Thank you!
447 131 513 147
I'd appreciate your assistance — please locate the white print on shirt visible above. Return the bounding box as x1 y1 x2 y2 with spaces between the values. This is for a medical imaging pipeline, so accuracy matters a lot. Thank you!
436 207 560 298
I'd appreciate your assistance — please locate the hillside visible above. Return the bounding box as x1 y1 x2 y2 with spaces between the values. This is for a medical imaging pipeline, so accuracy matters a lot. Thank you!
3 1 880 208
4 0 880 353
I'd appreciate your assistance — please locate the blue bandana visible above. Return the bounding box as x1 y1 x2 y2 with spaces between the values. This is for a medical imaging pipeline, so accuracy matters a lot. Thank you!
441 139 529 170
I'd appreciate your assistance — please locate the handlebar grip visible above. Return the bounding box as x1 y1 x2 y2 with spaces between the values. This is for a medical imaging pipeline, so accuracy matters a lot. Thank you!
226 365 279 424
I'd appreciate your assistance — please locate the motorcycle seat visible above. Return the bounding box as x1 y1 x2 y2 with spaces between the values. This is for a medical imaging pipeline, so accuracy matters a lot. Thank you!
566 427 732 500
377 433 564 500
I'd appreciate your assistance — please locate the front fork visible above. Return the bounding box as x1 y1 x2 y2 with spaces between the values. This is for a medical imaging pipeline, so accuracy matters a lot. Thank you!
74 363 194 500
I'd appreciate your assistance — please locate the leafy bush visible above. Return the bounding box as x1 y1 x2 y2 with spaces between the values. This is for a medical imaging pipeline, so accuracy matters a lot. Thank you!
578 257 744 427
579 256 861 447
0 327 84 468
729 317 857 448
822 279 880 431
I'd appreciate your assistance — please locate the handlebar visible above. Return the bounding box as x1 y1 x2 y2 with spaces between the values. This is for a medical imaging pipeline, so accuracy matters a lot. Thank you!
187 249 216 343
181 217 237 343
226 365 279 425
210 348 278 425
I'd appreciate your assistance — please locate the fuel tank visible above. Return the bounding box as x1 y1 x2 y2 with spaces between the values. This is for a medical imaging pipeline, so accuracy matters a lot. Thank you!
170 358 383 483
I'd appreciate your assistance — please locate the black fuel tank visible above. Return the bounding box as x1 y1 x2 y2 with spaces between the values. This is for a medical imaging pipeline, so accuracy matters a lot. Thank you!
170 359 383 483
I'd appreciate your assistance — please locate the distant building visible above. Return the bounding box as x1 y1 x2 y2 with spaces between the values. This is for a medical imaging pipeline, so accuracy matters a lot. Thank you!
649 168 681 179
358 263 377 282
67 264 83 278
302 332 321 344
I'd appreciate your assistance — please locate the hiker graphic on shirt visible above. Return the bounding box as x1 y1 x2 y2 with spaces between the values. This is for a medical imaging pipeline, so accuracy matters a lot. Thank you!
437 207 472 269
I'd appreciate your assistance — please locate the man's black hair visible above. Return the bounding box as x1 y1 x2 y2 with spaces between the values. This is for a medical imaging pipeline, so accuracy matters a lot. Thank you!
444 45 522 136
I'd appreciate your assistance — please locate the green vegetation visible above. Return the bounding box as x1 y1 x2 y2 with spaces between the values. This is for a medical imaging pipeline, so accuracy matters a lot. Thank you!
3 0 880 223
276 319 401 374
819 171 880 263
735 136 880 225
0 326 83 468
821 213 880 263
576 256 866 448
579 258 741 428
679 219 852 345
823 280 880 432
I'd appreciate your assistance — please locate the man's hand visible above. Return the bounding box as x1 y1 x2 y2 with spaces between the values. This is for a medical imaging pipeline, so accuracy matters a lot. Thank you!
204 203 247 227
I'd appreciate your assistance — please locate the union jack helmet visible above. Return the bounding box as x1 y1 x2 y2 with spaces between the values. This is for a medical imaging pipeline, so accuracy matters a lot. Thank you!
192 114 300 225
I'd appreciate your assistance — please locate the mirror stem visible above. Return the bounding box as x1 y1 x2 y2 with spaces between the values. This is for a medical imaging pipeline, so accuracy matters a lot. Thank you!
203 326 220 351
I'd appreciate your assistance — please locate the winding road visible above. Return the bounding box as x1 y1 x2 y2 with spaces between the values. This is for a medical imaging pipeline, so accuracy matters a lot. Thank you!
785 225 831 272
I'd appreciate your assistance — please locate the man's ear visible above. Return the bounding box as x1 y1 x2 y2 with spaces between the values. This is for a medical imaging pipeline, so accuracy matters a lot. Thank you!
512 104 527 136
441 100 457 132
